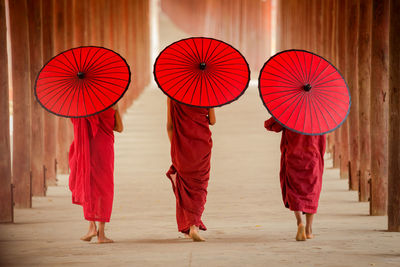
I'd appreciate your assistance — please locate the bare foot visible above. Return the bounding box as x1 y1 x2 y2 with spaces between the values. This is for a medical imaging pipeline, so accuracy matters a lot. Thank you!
80 231 97 242
296 223 307 241
97 232 114 244
306 225 313 239
189 226 205 242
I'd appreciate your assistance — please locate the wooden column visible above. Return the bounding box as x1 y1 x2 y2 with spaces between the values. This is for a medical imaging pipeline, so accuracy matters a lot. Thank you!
28 0 46 196
346 0 360 191
42 0 57 185
72 0 84 46
370 0 389 215
357 0 372 202
0 0 13 222
338 0 349 179
54 0 70 174
9 0 32 208
388 0 400 231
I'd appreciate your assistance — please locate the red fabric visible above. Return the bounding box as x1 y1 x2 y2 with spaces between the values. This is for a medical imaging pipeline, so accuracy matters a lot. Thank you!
166 100 212 233
265 117 326 214
69 108 115 222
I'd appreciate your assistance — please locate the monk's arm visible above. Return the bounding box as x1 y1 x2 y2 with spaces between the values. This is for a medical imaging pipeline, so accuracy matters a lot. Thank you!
112 104 124 132
166 98 173 143
208 108 216 125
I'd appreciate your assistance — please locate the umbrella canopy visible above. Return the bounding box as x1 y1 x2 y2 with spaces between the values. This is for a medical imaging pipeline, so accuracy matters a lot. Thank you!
35 46 131 118
259 49 351 135
153 37 250 108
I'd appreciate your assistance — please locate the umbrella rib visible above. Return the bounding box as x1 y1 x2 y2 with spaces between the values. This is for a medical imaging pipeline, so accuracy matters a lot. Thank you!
191 38 203 63
57 79 79 114
66 78 81 116
279 92 304 123
48 60 76 74
207 51 236 65
312 94 338 125
162 70 195 94
310 62 330 85
168 46 197 64
177 42 200 63
85 79 114 103
270 91 303 112
213 66 249 72
189 71 202 103
265 63 300 85
265 90 299 104
262 85 298 88
85 56 119 74
180 71 201 101
313 90 348 104
208 53 238 66
262 88 299 96
71 49 81 73
83 79 107 110
90 77 127 89
208 71 242 94
271 58 303 85
312 70 337 87
307 53 314 83
286 52 305 84
203 69 219 105
81 48 103 73
260 78 301 87
76 80 81 115
303 94 308 133
313 78 343 88
293 94 307 129
308 57 322 84
40 70 75 76
204 38 213 62
207 72 229 102
91 76 130 83
313 88 349 97
169 71 197 97
87 79 121 96
38 81 75 100
303 51 309 82
310 96 323 133
85 51 116 72
81 79 88 116
38 75 75 80
61 53 79 73
156 66 193 73
156 68 193 81
263 71 298 86
295 51 307 83
89 65 128 74
201 38 204 62
37 78 75 94
314 93 347 113
42 80 75 107
208 71 236 98
185 40 201 62
46 81 76 112
156 58 192 67
204 42 222 65
80 47 92 74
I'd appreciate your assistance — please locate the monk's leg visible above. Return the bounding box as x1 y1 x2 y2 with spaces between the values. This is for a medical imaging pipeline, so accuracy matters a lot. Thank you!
294 211 306 241
305 213 314 239
97 222 114 243
80 221 97 241
189 225 205 242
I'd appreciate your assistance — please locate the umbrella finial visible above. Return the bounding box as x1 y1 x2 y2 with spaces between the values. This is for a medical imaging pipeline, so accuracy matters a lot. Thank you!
77 72 85 79
199 62 206 70
303 84 312 92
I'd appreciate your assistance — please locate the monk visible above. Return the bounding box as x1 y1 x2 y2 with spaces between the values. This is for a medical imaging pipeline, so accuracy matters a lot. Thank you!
69 104 123 243
265 117 326 241
166 98 216 242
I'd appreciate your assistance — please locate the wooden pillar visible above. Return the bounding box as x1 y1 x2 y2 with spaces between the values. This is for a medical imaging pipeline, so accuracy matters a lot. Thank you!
370 0 389 216
28 0 46 196
388 0 400 231
358 0 372 202
42 0 57 185
0 0 13 222
338 0 349 179
54 0 70 174
9 0 32 208
72 0 84 46
346 0 360 191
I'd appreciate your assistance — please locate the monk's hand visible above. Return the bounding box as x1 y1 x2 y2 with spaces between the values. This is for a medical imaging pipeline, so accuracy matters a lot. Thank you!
112 104 118 110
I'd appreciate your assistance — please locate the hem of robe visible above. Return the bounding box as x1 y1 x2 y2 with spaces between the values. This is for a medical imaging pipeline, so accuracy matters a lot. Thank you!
166 165 207 234
72 200 111 223
285 201 317 214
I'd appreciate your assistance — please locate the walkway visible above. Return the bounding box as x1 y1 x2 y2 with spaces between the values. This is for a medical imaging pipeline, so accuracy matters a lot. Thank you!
0 87 399 267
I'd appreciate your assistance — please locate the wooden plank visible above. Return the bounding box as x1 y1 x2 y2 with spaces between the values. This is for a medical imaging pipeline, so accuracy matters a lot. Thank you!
0 0 13 222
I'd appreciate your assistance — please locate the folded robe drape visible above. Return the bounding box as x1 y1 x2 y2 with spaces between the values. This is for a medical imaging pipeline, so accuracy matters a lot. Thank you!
69 108 115 222
167 100 212 234
265 117 326 214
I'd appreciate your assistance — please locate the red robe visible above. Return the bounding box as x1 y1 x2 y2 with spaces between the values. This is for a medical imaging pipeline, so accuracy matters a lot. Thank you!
265 117 326 214
69 108 115 222
167 101 212 234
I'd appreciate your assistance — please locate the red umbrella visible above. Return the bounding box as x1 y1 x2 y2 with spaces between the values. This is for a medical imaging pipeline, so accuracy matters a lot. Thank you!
35 46 131 118
259 49 350 135
154 37 250 108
